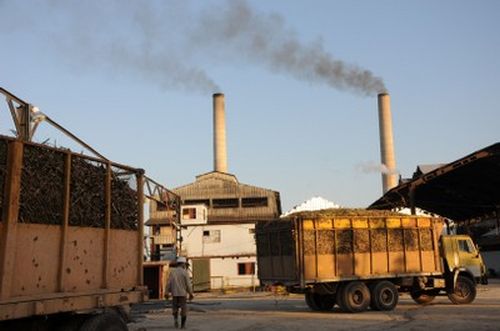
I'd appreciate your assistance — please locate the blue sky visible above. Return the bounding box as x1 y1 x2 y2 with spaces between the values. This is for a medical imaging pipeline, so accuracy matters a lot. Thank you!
0 0 499 212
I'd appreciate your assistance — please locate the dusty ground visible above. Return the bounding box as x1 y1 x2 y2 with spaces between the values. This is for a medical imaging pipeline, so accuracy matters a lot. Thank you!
128 279 500 331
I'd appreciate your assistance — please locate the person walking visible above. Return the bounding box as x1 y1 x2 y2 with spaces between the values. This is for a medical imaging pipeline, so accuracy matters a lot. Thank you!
166 256 194 329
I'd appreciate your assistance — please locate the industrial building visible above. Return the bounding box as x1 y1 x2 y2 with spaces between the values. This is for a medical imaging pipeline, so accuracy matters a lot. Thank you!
172 93 282 291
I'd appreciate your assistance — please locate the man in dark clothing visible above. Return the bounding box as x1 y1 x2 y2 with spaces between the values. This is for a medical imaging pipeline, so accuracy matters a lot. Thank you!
166 256 194 329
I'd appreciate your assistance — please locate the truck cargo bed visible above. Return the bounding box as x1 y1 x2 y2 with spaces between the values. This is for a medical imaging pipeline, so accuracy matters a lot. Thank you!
0 138 146 321
256 210 444 287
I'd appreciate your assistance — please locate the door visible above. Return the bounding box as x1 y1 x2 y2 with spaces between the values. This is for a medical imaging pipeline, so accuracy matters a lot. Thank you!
456 238 484 278
192 258 211 292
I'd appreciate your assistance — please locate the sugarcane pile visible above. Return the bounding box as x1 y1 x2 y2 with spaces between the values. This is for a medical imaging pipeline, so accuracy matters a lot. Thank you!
256 221 295 256
257 208 436 257
285 208 406 219
17 142 138 230
19 144 65 225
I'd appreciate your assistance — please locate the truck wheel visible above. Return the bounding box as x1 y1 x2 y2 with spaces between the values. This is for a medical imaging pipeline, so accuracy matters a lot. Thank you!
448 276 476 304
305 292 335 311
79 311 128 331
337 281 371 313
370 281 398 311
410 290 436 305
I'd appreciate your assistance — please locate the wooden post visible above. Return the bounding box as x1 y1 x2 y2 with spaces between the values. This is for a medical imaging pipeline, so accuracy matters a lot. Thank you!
0 141 24 300
333 219 338 277
368 218 373 275
314 219 319 279
58 152 72 292
298 219 305 288
102 162 112 288
385 219 390 273
402 219 407 273
417 224 424 272
137 171 145 286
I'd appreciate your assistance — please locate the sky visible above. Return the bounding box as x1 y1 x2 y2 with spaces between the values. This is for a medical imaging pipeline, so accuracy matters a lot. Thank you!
0 0 499 212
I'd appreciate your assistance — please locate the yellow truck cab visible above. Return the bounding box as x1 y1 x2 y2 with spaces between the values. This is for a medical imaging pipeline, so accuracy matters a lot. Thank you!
409 234 487 305
441 235 488 284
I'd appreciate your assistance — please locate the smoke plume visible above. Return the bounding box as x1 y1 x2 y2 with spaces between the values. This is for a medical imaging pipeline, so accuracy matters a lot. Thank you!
356 161 399 175
191 1 386 96
0 0 386 96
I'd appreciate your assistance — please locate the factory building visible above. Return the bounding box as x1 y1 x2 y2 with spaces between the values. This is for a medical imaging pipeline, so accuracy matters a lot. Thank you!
172 93 282 291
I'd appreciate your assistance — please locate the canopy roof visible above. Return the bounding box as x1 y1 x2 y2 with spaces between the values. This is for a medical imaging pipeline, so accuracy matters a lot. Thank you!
369 142 500 222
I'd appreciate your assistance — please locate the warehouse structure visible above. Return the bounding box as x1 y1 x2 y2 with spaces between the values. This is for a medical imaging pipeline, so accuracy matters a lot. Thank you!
370 142 500 274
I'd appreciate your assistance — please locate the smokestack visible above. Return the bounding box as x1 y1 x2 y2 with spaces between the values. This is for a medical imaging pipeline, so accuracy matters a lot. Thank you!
213 93 228 173
377 93 398 193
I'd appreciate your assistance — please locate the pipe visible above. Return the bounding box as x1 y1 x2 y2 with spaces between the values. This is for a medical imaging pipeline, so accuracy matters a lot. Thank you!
377 93 398 193
213 93 228 173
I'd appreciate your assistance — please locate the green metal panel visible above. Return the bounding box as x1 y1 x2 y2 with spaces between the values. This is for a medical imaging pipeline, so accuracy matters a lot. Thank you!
192 258 210 292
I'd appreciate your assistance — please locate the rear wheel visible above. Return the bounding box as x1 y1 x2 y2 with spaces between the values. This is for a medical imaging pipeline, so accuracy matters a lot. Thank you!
410 290 438 305
79 311 128 331
448 276 476 304
337 281 371 313
370 281 399 311
305 292 335 311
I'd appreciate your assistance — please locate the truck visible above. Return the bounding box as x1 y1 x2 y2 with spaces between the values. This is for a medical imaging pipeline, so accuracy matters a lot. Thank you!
0 87 179 330
256 209 488 313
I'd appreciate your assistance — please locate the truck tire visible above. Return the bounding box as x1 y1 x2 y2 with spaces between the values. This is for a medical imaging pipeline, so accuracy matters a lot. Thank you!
305 292 335 311
370 281 398 311
79 311 127 331
337 281 371 313
447 276 476 304
410 290 437 305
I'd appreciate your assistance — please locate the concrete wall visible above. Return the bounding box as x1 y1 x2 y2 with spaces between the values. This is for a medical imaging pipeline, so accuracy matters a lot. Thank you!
182 223 256 257
209 257 259 289
181 223 259 289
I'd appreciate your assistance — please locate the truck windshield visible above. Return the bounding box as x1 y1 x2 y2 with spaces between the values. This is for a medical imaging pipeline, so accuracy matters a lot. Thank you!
457 239 476 254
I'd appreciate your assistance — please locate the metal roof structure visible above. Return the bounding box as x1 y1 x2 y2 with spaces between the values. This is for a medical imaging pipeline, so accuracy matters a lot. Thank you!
172 171 282 224
369 142 500 222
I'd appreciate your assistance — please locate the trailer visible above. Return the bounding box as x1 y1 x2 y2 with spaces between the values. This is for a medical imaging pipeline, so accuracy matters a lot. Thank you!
0 87 180 330
256 209 487 313
0 136 147 330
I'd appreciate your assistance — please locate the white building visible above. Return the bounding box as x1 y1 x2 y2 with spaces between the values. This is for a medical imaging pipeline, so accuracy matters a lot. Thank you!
173 172 281 291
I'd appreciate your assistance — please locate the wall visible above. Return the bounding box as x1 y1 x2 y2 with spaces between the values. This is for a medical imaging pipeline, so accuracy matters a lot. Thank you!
182 223 256 258
181 223 259 289
210 257 259 289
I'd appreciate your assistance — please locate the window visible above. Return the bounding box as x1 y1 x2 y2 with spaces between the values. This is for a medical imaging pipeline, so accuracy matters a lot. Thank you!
156 201 168 211
182 207 197 220
242 197 268 208
238 262 255 275
212 198 239 209
203 230 221 243
184 199 210 206
458 239 474 253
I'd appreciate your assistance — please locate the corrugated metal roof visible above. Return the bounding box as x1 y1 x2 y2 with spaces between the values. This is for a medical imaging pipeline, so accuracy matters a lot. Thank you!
369 142 500 222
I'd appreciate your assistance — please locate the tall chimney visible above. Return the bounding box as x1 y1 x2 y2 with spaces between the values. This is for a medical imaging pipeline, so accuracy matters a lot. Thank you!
377 93 398 193
213 93 228 173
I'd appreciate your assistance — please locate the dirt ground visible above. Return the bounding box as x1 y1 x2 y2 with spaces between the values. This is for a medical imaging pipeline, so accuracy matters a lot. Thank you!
128 279 500 331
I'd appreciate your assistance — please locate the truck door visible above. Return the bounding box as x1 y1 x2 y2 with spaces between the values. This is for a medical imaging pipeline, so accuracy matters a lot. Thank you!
456 238 483 278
